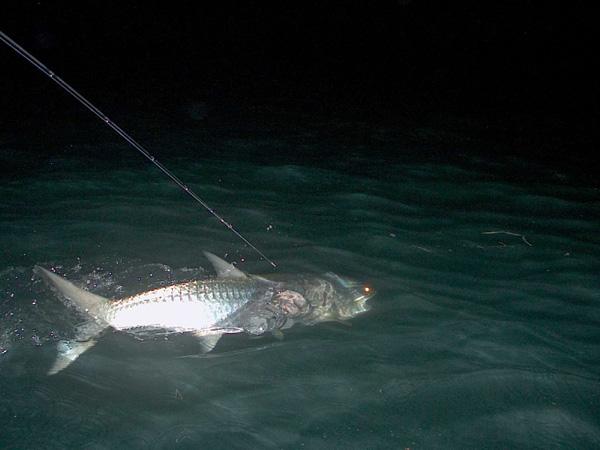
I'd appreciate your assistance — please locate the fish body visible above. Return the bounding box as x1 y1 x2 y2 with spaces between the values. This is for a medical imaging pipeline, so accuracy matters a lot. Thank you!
35 252 375 374
106 278 269 333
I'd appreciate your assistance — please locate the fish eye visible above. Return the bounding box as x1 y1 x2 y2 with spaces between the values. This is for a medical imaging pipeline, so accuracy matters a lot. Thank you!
362 285 372 294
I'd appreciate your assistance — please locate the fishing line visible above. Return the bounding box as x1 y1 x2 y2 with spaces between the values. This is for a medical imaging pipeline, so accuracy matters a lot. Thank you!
0 30 276 268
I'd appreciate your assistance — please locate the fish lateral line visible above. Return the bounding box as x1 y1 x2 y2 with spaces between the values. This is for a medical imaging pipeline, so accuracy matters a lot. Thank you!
0 30 276 268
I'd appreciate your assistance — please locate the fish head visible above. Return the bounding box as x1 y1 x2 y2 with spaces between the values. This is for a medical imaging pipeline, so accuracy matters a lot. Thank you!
296 273 375 323
323 272 375 320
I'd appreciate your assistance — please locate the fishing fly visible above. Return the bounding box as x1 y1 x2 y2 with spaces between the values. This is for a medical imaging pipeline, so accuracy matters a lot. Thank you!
0 30 277 268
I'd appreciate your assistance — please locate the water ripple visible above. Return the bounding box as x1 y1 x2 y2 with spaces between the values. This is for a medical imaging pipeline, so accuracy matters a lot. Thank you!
1 149 599 448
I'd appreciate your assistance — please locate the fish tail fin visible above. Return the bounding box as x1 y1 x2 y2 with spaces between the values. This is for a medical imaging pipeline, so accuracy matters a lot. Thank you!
48 339 97 375
34 266 111 374
34 266 110 321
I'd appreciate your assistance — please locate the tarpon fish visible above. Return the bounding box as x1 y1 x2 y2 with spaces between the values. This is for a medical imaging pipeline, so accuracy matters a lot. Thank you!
35 252 375 374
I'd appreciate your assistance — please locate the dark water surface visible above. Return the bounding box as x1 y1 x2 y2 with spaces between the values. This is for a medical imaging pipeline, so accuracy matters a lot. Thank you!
1 116 599 449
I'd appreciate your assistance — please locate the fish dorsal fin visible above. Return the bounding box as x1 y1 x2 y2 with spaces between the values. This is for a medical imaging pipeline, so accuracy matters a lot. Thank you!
203 251 247 279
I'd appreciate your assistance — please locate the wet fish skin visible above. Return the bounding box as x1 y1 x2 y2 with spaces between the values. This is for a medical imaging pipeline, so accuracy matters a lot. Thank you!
105 278 272 333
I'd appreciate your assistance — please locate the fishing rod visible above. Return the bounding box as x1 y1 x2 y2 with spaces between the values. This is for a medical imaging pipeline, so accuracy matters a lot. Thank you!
0 30 277 268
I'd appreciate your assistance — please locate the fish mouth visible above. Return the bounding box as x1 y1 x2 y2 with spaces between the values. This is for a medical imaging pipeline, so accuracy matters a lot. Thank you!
323 272 375 316
348 285 375 315
353 293 373 312
353 282 375 309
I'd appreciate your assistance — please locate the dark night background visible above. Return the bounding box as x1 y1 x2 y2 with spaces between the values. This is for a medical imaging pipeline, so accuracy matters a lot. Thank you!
2 1 598 177
2 3 600 448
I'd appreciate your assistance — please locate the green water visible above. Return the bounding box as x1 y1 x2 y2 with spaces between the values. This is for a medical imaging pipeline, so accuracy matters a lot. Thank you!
1 120 599 449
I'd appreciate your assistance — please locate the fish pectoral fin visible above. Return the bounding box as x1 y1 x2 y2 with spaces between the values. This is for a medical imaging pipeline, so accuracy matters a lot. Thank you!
203 252 247 279
193 333 223 353
271 329 284 340
192 326 243 353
